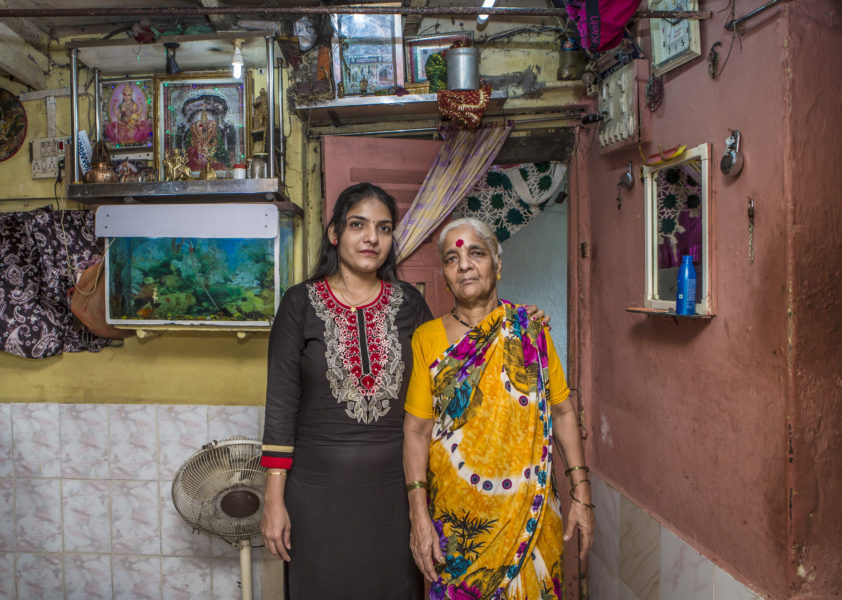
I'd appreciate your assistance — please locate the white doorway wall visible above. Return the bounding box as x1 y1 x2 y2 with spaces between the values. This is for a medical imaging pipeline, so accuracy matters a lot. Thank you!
496 201 568 371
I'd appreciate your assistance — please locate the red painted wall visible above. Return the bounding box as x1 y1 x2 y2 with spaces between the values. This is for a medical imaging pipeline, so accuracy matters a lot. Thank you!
570 2 841 597
786 2 842 597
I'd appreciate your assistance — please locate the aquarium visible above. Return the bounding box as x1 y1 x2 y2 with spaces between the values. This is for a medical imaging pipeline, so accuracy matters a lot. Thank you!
96 204 292 328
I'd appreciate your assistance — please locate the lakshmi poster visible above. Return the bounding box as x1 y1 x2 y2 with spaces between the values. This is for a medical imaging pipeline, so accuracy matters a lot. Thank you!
157 74 250 179
100 79 153 151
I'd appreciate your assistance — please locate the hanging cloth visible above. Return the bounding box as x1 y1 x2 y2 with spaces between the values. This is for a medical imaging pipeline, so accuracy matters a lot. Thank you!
455 162 567 242
557 0 640 52
394 122 511 262
0 207 112 358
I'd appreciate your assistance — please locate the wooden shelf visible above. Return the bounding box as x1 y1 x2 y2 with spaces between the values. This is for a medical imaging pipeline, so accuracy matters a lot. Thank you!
67 178 302 217
115 325 271 338
295 90 508 127
66 31 275 75
626 306 714 320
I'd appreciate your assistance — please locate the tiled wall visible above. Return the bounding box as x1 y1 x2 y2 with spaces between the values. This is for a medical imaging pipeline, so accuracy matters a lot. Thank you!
0 403 283 600
589 472 764 600
0 402 768 600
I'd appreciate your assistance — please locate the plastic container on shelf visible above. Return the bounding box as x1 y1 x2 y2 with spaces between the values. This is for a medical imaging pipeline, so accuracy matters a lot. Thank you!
675 255 697 315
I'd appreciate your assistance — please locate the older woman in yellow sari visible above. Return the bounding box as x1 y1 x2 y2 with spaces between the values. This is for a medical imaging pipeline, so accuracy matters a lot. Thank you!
403 217 594 600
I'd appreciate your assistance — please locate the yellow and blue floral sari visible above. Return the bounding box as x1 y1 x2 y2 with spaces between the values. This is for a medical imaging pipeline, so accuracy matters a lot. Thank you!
428 302 564 600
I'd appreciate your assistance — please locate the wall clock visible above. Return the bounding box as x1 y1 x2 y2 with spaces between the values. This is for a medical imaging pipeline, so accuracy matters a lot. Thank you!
649 0 702 76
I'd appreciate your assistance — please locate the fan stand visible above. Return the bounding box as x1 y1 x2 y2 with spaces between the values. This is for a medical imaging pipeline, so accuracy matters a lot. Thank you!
171 438 266 600
239 539 253 600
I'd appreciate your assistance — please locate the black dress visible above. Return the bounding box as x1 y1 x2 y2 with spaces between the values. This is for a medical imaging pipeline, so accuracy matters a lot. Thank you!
261 279 432 600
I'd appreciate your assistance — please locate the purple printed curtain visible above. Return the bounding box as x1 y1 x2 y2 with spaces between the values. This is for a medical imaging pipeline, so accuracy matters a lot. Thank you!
394 122 512 262
0 207 111 358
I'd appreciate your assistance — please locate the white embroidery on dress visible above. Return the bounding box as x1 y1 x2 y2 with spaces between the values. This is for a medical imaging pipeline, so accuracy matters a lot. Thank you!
308 281 405 424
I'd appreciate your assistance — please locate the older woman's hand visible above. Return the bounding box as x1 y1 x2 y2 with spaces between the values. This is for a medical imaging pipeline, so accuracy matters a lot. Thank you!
563 500 595 562
409 510 444 583
525 305 551 330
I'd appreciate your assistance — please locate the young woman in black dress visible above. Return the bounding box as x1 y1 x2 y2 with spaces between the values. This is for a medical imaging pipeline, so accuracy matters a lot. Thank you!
260 183 430 599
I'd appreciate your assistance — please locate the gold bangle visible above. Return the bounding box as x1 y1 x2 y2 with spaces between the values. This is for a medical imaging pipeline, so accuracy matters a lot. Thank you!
266 470 287 478
569 479 595 509
564 465 590 477
405 480 428 492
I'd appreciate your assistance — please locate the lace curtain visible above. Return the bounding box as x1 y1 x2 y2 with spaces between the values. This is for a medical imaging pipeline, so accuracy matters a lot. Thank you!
454 162 567 242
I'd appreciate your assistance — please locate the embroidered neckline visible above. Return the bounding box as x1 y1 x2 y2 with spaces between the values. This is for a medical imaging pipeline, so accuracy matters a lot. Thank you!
308 280 405 424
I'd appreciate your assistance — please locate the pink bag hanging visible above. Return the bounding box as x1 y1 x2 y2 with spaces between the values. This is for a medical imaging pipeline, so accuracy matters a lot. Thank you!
559 0 641 53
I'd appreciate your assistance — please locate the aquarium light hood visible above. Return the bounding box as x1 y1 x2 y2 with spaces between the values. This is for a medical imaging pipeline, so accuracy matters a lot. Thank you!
95 203 279 239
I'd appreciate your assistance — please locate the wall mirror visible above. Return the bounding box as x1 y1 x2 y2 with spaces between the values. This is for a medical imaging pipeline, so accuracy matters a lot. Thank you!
643 143 713 315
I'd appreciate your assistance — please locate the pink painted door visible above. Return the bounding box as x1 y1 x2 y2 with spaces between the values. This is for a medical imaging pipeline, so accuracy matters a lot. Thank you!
322 135 452 317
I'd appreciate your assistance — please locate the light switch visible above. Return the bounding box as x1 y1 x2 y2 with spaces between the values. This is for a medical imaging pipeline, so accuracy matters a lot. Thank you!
597 62 638 151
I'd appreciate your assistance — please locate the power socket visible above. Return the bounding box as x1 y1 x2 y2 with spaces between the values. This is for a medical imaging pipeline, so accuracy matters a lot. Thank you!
30 136 69 179
32 155 59 179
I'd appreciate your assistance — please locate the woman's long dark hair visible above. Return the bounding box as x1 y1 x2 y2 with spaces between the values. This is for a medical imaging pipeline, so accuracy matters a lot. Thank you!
307 182 399 283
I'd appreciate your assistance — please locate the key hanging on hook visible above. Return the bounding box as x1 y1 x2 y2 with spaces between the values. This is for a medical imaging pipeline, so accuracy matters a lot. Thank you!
747 197 755 264
708 42 722 79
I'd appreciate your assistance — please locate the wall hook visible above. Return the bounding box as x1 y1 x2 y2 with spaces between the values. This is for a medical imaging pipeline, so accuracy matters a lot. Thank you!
721 129 744 177
616 161 634 209
618 162 634 190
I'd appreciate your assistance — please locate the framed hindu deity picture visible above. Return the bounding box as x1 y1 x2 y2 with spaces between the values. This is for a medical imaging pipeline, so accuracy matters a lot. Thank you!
100 78 154 152
155 72 251 180
405 32 472 85
331 13 404 95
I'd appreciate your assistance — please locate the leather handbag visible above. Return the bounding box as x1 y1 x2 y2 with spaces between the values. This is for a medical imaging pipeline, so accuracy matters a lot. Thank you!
69 260 132 339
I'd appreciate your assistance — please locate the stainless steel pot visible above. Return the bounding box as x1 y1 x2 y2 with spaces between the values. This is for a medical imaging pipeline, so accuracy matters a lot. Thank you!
446 47 479 91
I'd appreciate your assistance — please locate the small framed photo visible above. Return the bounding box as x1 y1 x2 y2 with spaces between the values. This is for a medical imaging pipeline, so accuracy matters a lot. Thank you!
405 32 473 85
331 13 404 95
155 72 251 180
100 78 154 152
111 156 149 180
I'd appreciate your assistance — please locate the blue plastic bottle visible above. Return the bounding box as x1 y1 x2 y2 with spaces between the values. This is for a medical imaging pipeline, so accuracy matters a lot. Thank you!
675 255 697 315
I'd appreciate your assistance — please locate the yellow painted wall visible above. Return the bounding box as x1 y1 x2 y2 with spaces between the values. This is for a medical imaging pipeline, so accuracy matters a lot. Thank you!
0 43 314 405
0 26 567 405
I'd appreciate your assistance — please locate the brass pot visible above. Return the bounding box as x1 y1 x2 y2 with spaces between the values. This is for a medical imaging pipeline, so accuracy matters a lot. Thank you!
84 162 119 184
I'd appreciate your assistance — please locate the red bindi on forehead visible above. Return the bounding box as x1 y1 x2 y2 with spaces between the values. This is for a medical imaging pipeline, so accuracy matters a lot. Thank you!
455 239 464 247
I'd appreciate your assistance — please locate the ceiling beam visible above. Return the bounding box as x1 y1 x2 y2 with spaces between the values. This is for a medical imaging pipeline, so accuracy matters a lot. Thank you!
197 0 239 31
0 7 712 19
0 0 51 53
402 0 428 37
0 22 48 89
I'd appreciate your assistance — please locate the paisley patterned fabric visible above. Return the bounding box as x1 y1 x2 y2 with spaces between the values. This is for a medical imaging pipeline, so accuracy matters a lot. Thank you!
309 279 405 424
0 207 110 358
426 303 564 600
